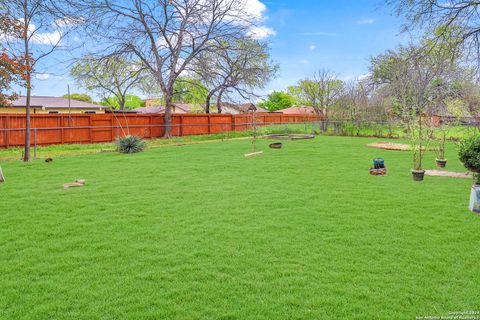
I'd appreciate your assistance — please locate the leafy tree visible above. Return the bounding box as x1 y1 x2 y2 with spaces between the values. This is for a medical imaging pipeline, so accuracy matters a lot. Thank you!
62 93 93 103
71 56 145 110
0 51 23 106
286 86 306 105
100 94 145 110
0 12 25 105
258 91 295 111
292 69 344 116
173 78 208 106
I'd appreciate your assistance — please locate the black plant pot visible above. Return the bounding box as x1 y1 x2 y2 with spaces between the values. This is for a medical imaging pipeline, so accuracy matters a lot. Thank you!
269 143 283 149
436 159 447 168
412 169 426 182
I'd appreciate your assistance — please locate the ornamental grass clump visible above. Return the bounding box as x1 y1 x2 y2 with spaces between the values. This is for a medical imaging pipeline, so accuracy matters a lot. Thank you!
116 135 146 154
459 135 480 185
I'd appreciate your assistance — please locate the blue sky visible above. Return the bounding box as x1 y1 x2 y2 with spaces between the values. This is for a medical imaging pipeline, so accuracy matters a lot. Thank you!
27 0 407 100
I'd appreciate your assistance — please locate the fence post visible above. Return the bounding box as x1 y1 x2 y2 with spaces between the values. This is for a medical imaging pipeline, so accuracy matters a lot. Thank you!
6 115 10 148
149 115 153 139
60 115 64 144
89 115 93 143
179 115 183 137
33 128 37 160
207 115 211 135
111 115 114 142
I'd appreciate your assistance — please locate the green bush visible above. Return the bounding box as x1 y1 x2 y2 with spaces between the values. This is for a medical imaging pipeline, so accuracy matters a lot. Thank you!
116 135 146 154
459 135 480 184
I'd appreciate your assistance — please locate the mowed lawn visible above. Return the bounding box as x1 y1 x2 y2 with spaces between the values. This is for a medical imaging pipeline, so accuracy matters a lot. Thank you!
0 136 479 319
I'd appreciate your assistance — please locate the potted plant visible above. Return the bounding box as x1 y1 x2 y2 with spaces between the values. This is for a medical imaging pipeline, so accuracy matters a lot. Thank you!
458 135 480 213
435 130 448 168
412 142 426 181
410 115 432 182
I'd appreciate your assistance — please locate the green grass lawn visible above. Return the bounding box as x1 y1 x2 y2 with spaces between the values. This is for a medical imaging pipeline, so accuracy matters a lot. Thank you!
1 136 479 319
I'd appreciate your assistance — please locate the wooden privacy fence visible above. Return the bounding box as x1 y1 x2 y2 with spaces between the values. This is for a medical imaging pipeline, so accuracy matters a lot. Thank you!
0 113 323 148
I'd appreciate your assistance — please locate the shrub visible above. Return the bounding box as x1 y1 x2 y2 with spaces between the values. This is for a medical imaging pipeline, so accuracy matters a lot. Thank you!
116 135 146 154
458 135 480 184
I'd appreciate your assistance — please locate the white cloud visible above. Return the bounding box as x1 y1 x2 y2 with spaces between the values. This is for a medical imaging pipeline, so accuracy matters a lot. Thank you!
248 26 276 39
35 73 51 80
55 17 84 27
244 0 267 20
357 19 375 25
309 45 316 51
32 30 62 45
0 21 62 45
243 1 276 40
23 22 62 45
300 59 310 65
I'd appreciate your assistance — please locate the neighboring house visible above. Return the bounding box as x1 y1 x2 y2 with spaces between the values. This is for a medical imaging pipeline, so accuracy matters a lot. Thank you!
0 96 106 114
422 113 478 127
279 106 318 115
422 104 477 126
144 98 162 107
131 103 194 114
220 102 268 114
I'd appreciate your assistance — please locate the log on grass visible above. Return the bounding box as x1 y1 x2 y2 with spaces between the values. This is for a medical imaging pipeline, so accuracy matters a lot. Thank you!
244 151 264 158
0 166 5 183
63 179 86 190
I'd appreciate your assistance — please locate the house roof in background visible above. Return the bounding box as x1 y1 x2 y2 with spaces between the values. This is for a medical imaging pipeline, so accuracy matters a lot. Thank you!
131 103 195 114
131 106 166 114
8 96 104 109
221 102 263 113
173 104 194 112
280 106 317 115
255 105 269 113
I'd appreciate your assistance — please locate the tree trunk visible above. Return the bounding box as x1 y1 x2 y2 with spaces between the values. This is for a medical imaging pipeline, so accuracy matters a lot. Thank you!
23 31 31 162
163 93 173 138
205 92 213 114
216 88 226 114
24 83 31 162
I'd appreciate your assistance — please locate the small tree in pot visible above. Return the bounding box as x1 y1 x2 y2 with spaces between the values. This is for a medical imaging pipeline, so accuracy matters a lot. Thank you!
410 114 435 181
458 135 480 213
435 128 448 168
434 97 470 169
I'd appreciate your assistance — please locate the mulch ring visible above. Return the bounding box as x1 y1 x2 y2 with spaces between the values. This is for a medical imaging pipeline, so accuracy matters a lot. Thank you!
425 170 472 179
366 142 412 151
366 142 436 152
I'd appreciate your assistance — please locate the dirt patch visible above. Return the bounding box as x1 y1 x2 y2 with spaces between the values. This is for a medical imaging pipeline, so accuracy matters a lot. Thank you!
366 142 411 151
425 170 472 179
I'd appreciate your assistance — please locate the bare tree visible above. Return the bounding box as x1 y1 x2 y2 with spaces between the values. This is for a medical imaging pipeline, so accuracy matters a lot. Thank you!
71 56 145 110
336 80 371 121
194 38 278 113
0 0 79 161
296 69 344 117
84 0 260 137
